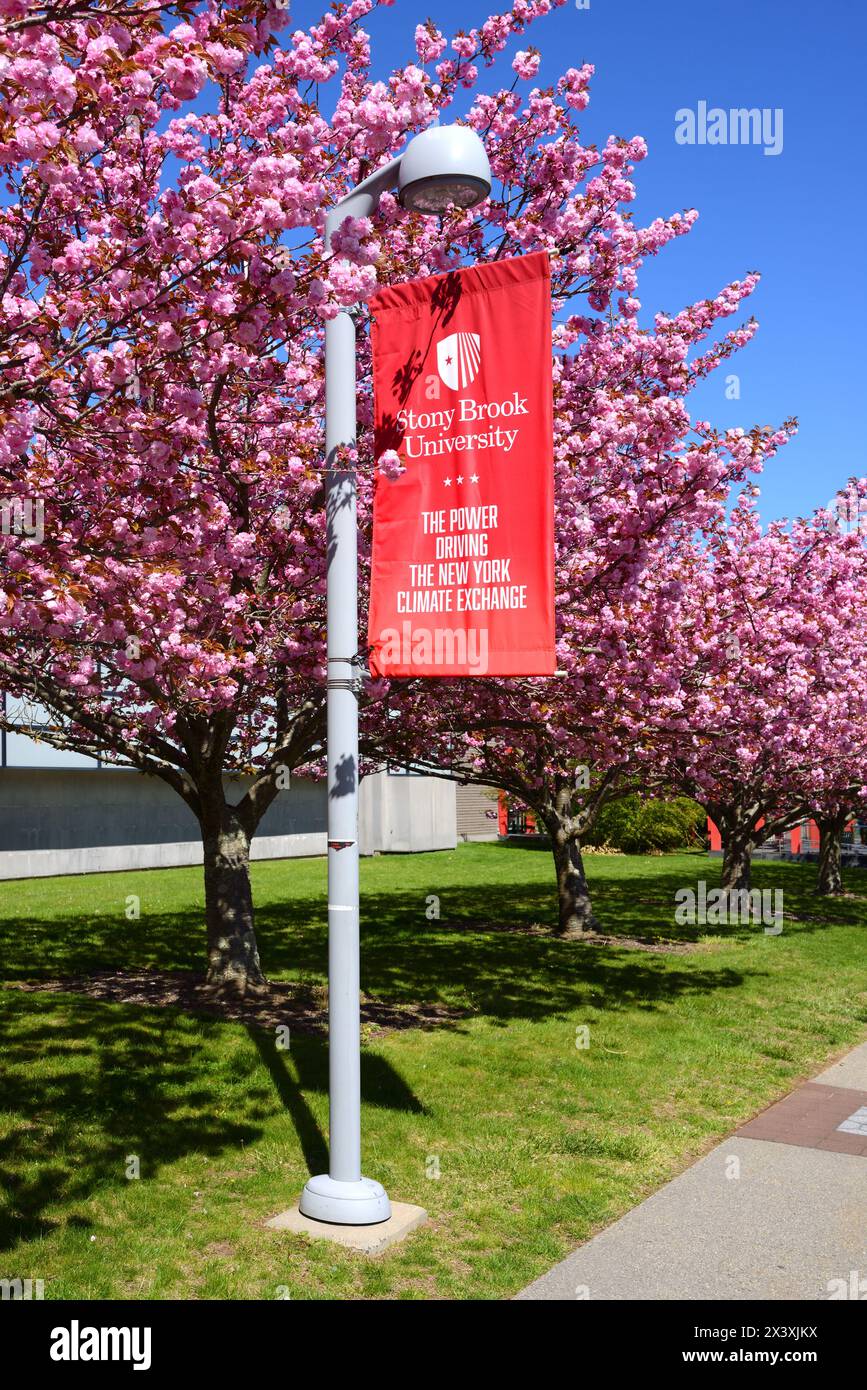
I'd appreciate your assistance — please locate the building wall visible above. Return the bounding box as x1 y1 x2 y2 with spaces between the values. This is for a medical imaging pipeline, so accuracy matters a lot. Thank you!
455 783 499 841
0 767 327 879
358 771 456 854
0 765 458 878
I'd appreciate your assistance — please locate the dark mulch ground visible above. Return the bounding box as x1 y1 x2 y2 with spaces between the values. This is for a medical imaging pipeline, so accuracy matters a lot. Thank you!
576 932 698 953
4 969 472 1037
434 918 699 952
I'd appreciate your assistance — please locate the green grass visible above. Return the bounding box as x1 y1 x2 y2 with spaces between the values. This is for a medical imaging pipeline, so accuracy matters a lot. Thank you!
0 843 865 1299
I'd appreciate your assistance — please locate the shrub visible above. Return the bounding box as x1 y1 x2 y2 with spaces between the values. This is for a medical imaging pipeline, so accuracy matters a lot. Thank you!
589 796 705 854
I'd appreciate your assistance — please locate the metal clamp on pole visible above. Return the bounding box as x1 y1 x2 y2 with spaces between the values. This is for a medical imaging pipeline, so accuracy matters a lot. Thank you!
327 655 364 695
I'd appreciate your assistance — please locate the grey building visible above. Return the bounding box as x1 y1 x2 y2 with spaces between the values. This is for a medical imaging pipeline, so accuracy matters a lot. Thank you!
0 708 458 877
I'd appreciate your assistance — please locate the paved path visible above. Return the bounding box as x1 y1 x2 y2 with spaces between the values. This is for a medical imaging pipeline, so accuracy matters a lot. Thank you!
516 1041 867 1301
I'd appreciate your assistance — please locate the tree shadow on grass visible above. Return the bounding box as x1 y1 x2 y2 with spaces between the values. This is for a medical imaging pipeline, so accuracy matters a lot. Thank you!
352 899 752 1024
578 857 867 942
0 990 255 1251
1 856 860 989
0 863 719 979
2 850 860 1261
1 889 754 1029
0 988 421 1257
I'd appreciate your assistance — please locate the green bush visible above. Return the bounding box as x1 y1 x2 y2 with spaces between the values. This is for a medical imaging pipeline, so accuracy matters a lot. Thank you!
589 795 706 854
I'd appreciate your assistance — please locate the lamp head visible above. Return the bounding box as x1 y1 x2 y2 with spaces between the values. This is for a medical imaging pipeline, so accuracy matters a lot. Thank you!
398 125 491 214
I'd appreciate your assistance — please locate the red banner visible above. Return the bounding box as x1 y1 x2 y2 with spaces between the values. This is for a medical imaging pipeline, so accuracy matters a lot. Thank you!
367 250 555 678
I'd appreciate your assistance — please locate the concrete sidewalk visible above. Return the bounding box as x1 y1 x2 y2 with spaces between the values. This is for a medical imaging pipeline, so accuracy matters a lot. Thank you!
517 1041 867 1301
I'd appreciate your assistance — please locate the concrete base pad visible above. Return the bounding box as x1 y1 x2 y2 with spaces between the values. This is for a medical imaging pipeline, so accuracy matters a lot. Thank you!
265 1201 427 1254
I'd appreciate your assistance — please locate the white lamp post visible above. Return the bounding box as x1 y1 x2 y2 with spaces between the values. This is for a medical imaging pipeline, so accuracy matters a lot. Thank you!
299 125 491 1226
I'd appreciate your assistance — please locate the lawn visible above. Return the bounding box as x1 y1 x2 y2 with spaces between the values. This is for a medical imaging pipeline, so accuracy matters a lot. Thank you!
0 843 865 1300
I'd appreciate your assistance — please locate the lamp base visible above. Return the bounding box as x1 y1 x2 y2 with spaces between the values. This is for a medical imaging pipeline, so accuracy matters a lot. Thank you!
298 1174 391 1226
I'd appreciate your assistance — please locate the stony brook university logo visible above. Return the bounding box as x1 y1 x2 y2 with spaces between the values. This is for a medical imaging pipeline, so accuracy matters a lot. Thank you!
436 331 481 390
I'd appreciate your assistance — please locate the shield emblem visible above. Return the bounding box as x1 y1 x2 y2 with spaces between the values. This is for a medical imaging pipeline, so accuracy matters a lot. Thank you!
436 331 481 390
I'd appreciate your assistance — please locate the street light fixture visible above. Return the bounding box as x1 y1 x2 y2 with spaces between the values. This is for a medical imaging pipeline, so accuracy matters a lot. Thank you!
398 125 493 212
298 125 491 1227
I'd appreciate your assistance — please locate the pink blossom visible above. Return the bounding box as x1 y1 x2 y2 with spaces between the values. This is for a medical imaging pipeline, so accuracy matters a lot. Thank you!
512 49 541 79
73 125 102 156
157 323 183 352
164 54 208 100
376 450 404 480
206 43 246 76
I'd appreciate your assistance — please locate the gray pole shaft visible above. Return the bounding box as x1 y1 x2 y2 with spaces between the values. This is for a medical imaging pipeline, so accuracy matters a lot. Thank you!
305 137 487 1223
320 171 398 1202
325 303 362 1184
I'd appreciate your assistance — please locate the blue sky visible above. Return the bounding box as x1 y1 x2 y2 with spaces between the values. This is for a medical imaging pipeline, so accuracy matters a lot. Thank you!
292 0 866 525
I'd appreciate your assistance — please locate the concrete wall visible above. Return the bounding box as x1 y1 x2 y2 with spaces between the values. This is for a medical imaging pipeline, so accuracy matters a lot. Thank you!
359 771 456 854
0 765 458 878
0 767 327 880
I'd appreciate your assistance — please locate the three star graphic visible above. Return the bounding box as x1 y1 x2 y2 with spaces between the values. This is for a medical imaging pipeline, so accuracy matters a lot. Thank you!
443 473 480 487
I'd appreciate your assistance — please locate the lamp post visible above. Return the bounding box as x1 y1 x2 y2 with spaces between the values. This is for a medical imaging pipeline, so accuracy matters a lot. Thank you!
299 125 491 1226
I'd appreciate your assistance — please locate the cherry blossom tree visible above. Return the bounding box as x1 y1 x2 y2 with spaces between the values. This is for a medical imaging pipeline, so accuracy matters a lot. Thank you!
656 495 867 896
2 0 708 977
802 485 867 895
2 0 832 972
367 315 794 933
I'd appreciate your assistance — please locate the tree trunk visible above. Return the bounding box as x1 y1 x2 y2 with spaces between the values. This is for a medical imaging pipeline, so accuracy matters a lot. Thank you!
202 807 266 992
551 832 599 937
708 799 760 894
720 832 753 893
816 814 846 896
